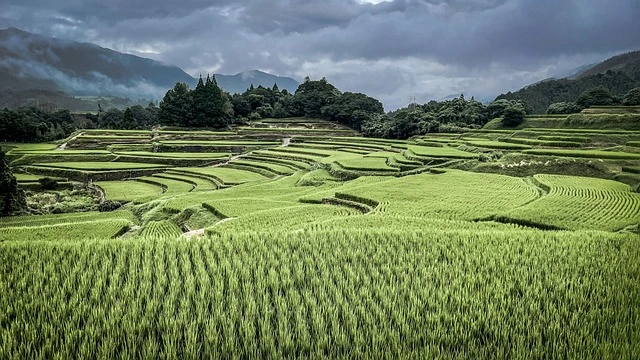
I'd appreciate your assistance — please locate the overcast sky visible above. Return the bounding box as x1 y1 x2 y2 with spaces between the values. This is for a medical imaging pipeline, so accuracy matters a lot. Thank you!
2 0 640 110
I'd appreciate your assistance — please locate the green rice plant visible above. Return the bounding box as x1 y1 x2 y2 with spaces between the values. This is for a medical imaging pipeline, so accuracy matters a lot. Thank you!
404 145 478 159
0 229 638 358
462 139 532 150
173 167 268 185
252 149 322 163
139 220 183 238
4 143 59 151
0 210 137 228
32 162 170 170
96 181 163 202
522 149 640 160
499 137 582 147
114 151 231 159
297 169 341 186
231 160 296 175
622 166 640 174
13 173 62 183
242 155 310 170
626 141 640 147
537 135 589 143
335 157 400 172
0 219 130 241
137 176 195 195
496 174 640 231
152 173 219 191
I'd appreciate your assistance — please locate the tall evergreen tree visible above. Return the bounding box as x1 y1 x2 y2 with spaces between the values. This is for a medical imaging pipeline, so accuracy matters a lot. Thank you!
158 82 192 126
190 75 208 127
0 150 26 216
202 74 230 128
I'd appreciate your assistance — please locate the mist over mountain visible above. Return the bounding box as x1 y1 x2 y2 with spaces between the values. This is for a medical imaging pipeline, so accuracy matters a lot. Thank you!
0 28 299 103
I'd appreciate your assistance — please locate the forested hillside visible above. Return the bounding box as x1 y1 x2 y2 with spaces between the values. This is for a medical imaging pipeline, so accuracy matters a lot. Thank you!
496 51 640 113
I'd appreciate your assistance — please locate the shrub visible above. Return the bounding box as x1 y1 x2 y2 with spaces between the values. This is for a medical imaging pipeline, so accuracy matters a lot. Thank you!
98 200 123 212
38 177 59 190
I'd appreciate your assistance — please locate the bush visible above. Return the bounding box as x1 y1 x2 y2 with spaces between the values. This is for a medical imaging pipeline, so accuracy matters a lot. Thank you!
248 112 262 121
99 200 123 212
38 177 59 190
501 106 526 127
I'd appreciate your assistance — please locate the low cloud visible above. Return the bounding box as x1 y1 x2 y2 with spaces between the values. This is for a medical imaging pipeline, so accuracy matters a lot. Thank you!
2 0 640 109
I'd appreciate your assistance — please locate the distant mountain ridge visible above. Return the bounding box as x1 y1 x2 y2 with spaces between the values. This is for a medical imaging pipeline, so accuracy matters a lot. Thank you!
575 50 640 79
495 50 640 113
0 27 299 103
215 70 299 95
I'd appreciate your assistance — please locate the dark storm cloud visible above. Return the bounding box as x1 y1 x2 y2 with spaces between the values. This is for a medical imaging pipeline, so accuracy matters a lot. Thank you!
1 0 639 109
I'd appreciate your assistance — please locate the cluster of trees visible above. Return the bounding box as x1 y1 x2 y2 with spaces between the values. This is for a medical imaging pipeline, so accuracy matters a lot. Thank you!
546 86 640 114
497 70 640 113
0 150 26 216
0 108 80 142
155 76 384 130
158 75 233 128
360 96 529 139
85 103 160 130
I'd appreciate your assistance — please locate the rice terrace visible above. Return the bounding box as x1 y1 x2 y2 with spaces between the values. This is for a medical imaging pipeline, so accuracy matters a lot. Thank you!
2 16 640 359
2 107 640 358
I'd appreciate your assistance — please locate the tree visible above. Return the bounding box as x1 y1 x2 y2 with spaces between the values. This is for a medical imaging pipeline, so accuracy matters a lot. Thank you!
320 92 384 130
120 108 137 129
0 150 26 216
290 77 341 118
546 102 583 114
158 82 192 126
576 86 618 107
623 87 640 106
502 106 526 127
98 108 124 129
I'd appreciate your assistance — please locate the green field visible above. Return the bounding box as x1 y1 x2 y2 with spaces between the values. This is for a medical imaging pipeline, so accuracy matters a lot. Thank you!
2 122 640 358
33 162 170 170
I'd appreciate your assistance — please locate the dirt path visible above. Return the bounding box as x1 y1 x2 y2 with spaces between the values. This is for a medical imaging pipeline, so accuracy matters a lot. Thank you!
216 217 236 225
56 132 83 150
181 228 205 239
282 137 292 147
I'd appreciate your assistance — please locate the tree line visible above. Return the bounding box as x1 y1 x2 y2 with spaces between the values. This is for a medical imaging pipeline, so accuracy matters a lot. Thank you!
496 70 640 113
360 96 529 139
10 72 640 143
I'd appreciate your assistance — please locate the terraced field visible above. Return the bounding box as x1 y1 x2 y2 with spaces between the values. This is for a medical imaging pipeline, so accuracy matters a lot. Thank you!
2 118 640 358
497 174 640 230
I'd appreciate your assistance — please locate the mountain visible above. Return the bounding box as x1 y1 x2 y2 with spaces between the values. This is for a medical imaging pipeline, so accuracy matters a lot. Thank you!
0 27 194 99
0 28 299 105
574 50 640 79
215 70 299 94
495 50 640 113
